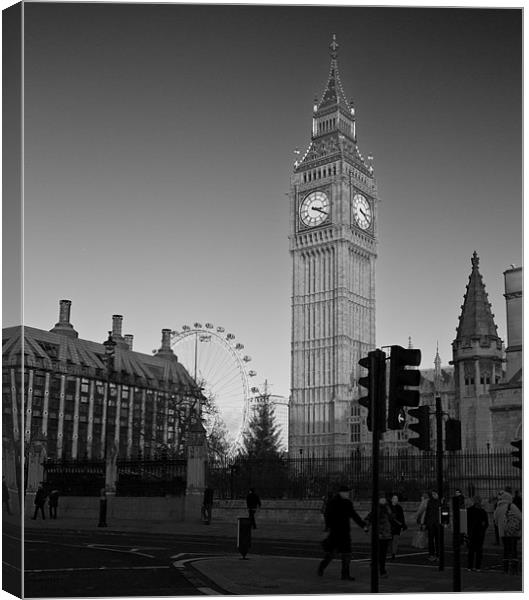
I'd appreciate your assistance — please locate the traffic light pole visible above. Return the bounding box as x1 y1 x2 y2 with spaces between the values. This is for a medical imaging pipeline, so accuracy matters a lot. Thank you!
436 396 444 572
452 495 462 591
370 351 381 594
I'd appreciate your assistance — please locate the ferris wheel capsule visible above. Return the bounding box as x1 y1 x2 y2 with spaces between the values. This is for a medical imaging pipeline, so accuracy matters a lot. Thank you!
235 343 244 350
194 322 202 329
251 386 260 394
216 327 225 333
182 325 191 331
205 323 214 329
226 333 235 340
243 355 251 362
248 370 257 377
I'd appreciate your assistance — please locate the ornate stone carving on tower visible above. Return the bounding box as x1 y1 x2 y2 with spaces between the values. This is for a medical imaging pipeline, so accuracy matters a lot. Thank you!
451 252 504 450
289 36 378 457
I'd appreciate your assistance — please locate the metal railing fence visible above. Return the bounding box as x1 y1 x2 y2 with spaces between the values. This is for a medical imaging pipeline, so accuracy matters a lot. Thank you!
43 457 187 496
209 450 521 501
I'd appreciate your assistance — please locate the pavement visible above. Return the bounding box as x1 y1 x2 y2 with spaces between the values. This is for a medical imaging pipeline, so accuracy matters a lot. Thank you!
8 510 524 595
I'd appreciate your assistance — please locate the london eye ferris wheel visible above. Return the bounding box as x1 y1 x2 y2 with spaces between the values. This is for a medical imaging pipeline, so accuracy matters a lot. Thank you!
170 323 258 454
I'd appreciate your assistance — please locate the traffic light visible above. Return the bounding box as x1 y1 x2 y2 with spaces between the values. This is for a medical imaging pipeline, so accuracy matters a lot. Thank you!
358 349 386 433
511 439 522 469
445 419 462 451
408 405 430 451
387 345 421 429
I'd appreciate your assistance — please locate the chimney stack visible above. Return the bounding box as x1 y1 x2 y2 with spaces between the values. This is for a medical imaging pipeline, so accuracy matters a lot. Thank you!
161 329 172 351
112 315 123 339
50 299 78 338
156 329 175 358
124 334 134 351
59 299 71 324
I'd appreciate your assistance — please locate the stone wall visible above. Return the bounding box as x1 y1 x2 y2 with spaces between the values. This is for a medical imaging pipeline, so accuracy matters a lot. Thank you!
23 496 500 526
51 495 186 522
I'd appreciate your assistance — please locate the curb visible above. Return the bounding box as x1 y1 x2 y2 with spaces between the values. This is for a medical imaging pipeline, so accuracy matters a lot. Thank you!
171 554 235 595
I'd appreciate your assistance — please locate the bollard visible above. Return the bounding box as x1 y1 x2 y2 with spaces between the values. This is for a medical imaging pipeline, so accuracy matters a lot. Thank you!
237 517 251 559
97 488 108 527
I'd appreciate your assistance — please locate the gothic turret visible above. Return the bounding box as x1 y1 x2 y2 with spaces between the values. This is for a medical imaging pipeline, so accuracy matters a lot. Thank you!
453 251 501 349
451 252 504 450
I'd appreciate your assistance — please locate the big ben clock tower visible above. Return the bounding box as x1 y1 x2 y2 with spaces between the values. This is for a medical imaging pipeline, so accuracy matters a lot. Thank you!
289 36 378 457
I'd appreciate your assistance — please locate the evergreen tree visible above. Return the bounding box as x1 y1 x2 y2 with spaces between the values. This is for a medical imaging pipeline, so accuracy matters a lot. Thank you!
242 397 283 458
198 384 232 462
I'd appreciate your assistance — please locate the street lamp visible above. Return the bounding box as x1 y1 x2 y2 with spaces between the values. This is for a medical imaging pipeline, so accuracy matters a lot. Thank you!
98 332 116 528
102 332 116 462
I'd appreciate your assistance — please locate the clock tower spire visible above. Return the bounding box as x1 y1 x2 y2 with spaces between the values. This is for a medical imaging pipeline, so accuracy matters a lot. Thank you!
289 36 379 458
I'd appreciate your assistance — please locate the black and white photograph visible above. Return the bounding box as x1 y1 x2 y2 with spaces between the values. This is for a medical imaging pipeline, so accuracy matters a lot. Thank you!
2 2 523 597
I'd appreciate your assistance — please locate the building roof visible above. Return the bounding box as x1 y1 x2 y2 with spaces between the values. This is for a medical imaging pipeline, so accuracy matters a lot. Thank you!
455 251 500 342
2 325 199 393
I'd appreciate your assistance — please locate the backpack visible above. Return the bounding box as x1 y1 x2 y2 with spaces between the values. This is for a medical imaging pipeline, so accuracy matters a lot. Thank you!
504 503 522 537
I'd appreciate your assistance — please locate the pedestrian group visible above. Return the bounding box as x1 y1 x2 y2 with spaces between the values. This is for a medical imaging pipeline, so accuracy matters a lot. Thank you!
316 484 522 582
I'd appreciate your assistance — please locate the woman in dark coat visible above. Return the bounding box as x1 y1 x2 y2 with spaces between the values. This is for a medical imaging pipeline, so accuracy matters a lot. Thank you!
365 496 399 578
466 495 488 571
389 494 407 559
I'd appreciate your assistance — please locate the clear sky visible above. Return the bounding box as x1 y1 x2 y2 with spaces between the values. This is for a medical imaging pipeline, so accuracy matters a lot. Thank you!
14 3 522 402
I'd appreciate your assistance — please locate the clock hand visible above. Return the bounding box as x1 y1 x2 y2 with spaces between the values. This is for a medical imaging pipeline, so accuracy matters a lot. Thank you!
312 206 328 215
359 208 368 219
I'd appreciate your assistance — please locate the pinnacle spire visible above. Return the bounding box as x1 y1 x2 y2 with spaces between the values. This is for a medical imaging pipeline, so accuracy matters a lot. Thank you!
329 33 339 59
434 343 442 393
455 252 499 341
316 34 351 113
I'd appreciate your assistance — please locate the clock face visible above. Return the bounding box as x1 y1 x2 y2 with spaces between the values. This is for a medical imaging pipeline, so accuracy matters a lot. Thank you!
299 191 330 227
352 193 372 230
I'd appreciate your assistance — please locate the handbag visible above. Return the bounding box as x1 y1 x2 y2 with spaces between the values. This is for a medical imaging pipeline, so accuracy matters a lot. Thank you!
504 503 522 538
412 527 427 549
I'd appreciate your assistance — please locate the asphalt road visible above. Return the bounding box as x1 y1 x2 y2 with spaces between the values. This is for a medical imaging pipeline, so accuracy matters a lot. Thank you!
3 522 518 598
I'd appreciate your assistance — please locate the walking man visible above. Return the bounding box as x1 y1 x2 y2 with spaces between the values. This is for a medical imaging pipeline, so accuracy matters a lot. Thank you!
32 484 47 520
417 490 441 561
48 489 60 519
466 495 488 571
318 485 366 581
202 487 214 525
246 488 261 529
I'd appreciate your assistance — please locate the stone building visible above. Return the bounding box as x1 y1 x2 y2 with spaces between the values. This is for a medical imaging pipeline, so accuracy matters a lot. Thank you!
489 264 523 447
2 300 201 461
289 36 379 457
